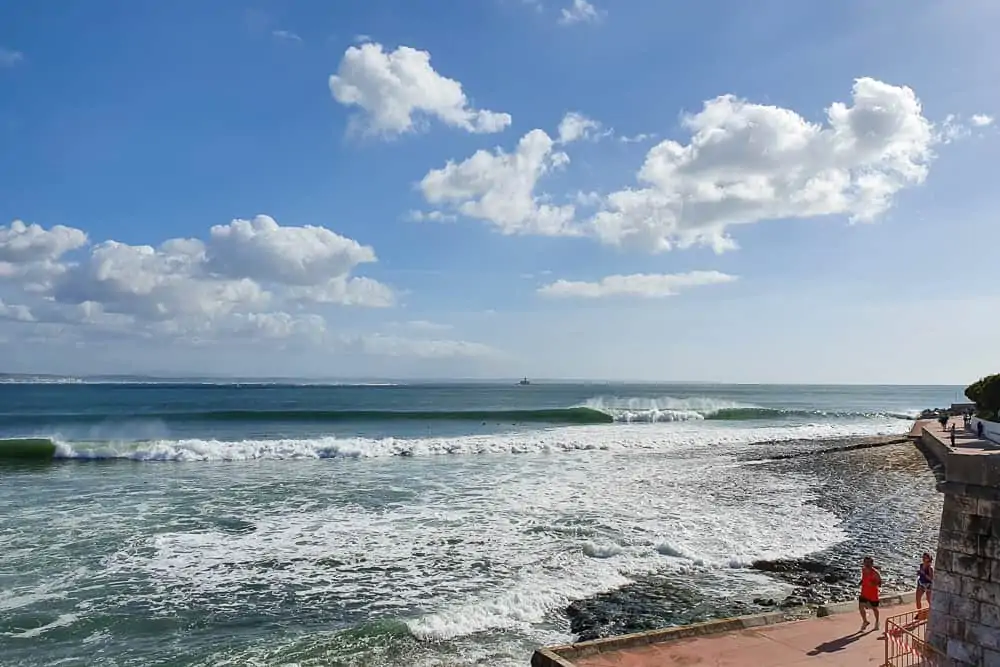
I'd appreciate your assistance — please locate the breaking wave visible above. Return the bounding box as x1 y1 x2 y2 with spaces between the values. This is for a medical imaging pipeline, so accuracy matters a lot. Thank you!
0 397 916 431
582 396 916 423
0 419 907 462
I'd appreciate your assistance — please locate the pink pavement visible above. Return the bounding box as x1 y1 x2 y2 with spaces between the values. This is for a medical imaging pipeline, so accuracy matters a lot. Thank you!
572 606 900 667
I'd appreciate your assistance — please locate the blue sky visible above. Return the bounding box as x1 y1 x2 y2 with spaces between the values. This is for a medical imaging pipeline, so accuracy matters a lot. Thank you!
1 0 998 383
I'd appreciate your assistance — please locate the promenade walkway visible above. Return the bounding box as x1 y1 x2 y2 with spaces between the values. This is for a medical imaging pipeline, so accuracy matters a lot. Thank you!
920 416 998 455
570 607 897 666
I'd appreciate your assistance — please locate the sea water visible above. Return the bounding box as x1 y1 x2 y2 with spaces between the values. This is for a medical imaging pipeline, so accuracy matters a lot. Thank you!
0 381 957 666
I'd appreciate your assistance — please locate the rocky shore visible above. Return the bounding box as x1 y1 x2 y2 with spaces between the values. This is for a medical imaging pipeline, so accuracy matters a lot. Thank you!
562 435 943 642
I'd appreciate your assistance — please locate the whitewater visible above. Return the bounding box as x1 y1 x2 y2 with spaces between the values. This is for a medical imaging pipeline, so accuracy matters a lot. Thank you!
0 382 955 667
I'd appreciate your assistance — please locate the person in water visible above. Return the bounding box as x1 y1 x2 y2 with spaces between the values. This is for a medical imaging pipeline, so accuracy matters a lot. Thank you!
859 556 882 631
916 552 934 611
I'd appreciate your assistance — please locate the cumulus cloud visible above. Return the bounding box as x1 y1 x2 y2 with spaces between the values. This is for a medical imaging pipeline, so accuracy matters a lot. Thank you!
557 112 602 143
0 216 393 342
207 215 376 286
590 77 938 253
287 275 394 307
52 240 271 323
419 128 576 235
0 218 501 361
538 271 737 298
329 42 512 137
559 0 602 24
971 114 994 127
0 220 88 263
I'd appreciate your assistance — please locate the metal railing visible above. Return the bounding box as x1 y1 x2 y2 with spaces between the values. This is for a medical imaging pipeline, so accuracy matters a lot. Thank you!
884 610 947 667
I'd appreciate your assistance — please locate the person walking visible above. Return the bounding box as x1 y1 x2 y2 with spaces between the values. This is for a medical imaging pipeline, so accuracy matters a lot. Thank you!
916 553 934 613
950 423 957 446
859 556 882 631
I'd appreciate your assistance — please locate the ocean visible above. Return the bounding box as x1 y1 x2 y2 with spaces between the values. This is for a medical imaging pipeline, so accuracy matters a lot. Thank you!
0 381 957 666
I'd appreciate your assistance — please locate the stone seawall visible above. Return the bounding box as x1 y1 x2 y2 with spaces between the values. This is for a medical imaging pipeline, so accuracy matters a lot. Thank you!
925 427 1000 666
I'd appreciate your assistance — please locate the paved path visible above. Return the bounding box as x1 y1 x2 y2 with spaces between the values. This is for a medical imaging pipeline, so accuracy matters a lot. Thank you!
922 416 998 455
573 608 896 666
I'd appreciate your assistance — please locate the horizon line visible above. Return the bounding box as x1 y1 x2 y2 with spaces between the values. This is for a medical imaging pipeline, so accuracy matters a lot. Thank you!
0 372 967 387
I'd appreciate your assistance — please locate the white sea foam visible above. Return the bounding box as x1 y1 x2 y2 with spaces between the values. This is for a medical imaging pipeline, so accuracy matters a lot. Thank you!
51 419 904 461
584 395 749 421
91 420 856 650
3 613 78 638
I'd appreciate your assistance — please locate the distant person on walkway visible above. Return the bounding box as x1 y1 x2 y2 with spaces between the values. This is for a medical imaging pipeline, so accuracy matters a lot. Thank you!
916 553 934 612
859 556 882 631
950 423 957 446
978 421 985 439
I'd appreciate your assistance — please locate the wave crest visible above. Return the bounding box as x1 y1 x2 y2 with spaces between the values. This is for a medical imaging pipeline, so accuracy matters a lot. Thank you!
582 396 914 423
0 419 907 462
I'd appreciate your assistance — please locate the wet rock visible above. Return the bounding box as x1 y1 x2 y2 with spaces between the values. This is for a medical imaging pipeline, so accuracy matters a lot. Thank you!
751 558 833 575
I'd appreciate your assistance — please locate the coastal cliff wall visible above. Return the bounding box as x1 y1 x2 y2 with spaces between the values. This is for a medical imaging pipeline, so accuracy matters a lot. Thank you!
927 452 1000 666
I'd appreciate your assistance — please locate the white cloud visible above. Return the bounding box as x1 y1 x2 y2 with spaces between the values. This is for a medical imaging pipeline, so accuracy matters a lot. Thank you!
573 191 603 207
419 128 577 235
939 114 971 143
271 30 302 42
971 114 994 127
619 132 656 144
207 215 376 286
0 48 23 68
559 0 602 24
557 112 602 143
538 271 737 298
404 210 458 223
0 220 88 263
287 276 394 307
329 42 512 137
591 77 937 253
2 216 394 341
52 240 271 323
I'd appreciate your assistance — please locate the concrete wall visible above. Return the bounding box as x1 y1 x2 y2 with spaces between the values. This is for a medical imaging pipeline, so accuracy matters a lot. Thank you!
927 452 1000 666
920 427 951 466
971 417 1000 445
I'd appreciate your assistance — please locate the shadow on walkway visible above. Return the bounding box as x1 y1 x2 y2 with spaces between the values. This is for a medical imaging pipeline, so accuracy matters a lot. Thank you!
806 631 866 655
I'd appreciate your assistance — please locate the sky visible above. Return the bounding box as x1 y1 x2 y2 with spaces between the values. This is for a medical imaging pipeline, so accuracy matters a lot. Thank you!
0 0 998 384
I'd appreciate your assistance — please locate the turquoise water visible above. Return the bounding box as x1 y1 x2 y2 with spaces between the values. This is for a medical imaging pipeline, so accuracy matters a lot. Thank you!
0 382 956 666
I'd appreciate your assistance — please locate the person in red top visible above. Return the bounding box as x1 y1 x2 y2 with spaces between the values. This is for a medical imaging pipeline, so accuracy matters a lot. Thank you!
859 556 882 631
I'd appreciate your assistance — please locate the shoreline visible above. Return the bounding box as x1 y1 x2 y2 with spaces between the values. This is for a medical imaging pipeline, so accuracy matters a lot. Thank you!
561 431 939 643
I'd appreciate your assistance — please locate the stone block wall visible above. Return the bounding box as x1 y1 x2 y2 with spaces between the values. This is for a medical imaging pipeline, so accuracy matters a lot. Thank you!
927 454 1000 666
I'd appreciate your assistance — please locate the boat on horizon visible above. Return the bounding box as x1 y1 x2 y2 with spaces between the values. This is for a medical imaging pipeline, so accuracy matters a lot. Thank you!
518 377 530 386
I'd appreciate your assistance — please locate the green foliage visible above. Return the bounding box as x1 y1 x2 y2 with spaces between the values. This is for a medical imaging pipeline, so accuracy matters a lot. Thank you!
965 373 1000 421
